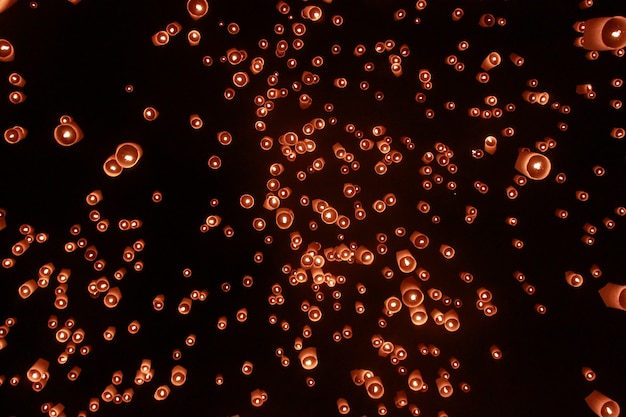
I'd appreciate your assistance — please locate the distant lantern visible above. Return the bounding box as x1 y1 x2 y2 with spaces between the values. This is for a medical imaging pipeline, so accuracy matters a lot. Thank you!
241 361 254 375
143 107 159 121
490 345 502 359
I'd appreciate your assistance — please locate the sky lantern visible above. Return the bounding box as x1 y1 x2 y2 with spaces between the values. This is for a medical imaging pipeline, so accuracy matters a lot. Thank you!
0 2 625 417
581 17 626 51
515 150 552 180
187 0 208 20
54 118 83 146
598 283 626 310
114 143 143 168
585 391 621 417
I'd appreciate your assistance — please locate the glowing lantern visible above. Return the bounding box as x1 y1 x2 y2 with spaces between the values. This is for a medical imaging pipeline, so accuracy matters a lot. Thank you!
170 365 187 386
582 17 626 51
436 377 453 398
515 150 552 180
152 31 169 46
103 156 123 177
408 370 424 391
337 398 350 414
54 120 83 146
302 5 322 21
409 305 428 326
19 279 38 299
585 390 621 417
582 367 597 381
565 271 584 287
396 250 417 273
440 245 455 259
490 345 502 359
355 246 374 265
0 39 15 62
27 358 49 383
250 389 268 407
187 0 208 20
48 404 65 417
275 208 295 229
298 347 319 371
103 326 116 341
400 277 424 307
103 287 122 308
394 390 408 408
4 126 27 144
384 296 403 315
114 142 142 168
365 376 385 399
443 310 460 332
481 52 501 71
67 366 81 381
154 385 170 401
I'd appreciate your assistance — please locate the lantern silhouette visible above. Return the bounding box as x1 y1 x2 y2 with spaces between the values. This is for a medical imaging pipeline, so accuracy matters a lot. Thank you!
598 283 626 310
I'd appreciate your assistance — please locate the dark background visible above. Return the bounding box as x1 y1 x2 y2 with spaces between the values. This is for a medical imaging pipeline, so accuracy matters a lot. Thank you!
0 0 625 416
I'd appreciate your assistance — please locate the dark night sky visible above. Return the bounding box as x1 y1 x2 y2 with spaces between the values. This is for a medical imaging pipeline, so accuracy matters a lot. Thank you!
0 1 625 417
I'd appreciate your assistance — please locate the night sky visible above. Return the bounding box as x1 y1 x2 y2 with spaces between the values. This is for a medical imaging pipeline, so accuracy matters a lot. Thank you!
0 1 625 417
